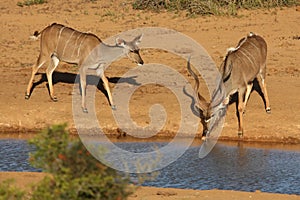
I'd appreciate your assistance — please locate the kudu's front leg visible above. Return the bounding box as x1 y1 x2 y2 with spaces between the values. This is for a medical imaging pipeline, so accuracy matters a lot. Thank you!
79 67 88 113
25 56 47 99
25 65 40 99
237 89 247 137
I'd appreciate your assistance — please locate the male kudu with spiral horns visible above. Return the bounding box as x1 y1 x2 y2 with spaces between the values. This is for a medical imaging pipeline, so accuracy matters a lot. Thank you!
188 32 271 139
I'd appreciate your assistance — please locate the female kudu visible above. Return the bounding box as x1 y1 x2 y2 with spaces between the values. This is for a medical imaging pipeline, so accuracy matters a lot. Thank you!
26 23 144 113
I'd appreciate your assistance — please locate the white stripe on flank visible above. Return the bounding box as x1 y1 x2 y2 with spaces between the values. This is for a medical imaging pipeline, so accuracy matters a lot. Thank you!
239 48 255 68
71 33 82 58
55 26 66 53
77 34 87 58
62 30 76 58
247 40 260 51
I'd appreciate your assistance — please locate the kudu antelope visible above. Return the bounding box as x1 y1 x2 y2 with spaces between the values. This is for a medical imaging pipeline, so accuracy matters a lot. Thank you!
188 32 271 138
25 23 144 113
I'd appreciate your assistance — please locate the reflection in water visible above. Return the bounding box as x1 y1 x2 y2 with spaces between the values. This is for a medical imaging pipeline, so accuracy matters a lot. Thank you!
142 142 300 195
0 139 299 194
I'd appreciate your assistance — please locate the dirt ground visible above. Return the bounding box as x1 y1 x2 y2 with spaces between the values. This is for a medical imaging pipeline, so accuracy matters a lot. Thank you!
1 0 300 142
0 0 300 199
1 172 300 200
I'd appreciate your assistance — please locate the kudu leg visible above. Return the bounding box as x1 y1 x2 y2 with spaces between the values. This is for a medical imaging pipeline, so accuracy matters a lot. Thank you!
237 89 247 137
259 75 271 113
243 83 253 114
79 68 88 113
25 58 47 99
46 56 60 102
101 74 116 110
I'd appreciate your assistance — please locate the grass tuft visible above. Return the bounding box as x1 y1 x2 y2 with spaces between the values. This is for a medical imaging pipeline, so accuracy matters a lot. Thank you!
132 0 299 16
17 0 46 7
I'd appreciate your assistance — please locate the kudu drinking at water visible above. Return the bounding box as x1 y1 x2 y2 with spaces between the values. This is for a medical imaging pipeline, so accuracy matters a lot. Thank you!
188 32 271 138
25 23 144 113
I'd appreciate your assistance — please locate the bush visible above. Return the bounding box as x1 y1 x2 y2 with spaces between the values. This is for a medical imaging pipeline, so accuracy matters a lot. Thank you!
132 0 299 16
29 124 133 200
17 0 46 7
0 179 25 200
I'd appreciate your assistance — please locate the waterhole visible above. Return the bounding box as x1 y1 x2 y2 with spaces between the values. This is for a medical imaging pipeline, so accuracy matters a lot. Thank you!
0 138 299 195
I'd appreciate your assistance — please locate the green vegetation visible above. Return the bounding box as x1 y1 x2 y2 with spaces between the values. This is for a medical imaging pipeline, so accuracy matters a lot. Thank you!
0 124 160 199
0 179 25 200
132 0 299 15
29 124 133 200
17 0 46 7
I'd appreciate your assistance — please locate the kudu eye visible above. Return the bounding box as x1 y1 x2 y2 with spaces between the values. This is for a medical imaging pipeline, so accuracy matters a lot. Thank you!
130 49 139 53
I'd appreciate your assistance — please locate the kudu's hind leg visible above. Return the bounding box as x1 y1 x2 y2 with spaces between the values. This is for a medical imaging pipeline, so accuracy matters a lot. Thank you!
101 74 116 110
25 56 47 99
243 83 253 114
259 68 271 113
46 55 60 102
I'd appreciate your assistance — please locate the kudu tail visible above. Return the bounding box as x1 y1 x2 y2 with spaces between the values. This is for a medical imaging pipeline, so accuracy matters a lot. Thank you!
29 30 41 41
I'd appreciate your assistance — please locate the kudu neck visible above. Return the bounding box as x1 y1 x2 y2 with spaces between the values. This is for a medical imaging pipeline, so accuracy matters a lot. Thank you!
100 43 126 62
219 61 233 96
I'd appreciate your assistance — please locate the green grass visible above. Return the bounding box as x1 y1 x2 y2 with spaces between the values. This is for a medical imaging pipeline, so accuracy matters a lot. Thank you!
132 0 299 16
0 179 25 200
17 0 46 7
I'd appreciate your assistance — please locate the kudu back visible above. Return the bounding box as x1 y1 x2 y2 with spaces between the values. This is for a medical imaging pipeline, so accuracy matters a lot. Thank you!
26 23 144 112
188 32 271 138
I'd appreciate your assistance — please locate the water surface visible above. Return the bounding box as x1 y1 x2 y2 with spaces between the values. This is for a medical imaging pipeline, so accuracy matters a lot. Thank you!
0 138 299 195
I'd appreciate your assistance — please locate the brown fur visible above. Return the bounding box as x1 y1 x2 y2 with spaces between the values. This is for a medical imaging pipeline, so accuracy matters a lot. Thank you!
188 33 271 137
25 23 143 113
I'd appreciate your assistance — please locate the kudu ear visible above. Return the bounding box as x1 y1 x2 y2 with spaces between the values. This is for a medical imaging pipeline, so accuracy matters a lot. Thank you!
116 38 126 47
133 34 143 45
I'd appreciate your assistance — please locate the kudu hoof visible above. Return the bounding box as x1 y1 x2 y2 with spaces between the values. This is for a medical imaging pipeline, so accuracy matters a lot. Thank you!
238 131 244 138
82 108 88 113
111 105 116 110
266 107 271 114
238 131 243 137
25 94 30 100
51 97 58 102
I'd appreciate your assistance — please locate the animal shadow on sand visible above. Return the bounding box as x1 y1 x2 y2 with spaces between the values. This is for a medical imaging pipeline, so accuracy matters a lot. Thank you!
30 71 140 102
